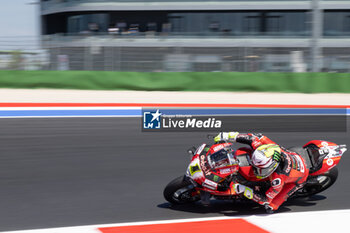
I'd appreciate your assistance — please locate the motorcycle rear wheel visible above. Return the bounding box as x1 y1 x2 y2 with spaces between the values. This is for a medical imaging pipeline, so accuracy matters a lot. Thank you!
163 175 200 204
293 167 338 198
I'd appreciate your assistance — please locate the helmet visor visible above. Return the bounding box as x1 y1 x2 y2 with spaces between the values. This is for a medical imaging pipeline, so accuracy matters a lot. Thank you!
253 161 278 179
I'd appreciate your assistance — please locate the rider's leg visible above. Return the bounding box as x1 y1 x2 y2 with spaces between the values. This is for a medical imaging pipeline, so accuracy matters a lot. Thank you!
268 183 298 210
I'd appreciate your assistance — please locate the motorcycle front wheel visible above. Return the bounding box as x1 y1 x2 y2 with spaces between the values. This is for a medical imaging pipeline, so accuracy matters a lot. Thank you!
163 175 200 204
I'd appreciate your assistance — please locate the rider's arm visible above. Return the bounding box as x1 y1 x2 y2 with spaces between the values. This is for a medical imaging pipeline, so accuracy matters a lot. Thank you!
233 172 285 206
214 132 240 142
256 172 285 205
215 132 277 149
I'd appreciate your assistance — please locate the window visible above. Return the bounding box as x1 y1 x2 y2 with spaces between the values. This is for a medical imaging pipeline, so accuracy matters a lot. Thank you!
324 11 350 36
67 13 109 34
243 14 261 34
266 16 281 33
343 16 350 33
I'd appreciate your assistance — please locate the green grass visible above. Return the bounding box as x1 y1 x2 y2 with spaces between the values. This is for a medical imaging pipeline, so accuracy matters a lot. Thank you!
0 70 349 93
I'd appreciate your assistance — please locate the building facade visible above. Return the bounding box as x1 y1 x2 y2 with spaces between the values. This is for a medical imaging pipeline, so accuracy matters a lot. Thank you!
40 0 350 72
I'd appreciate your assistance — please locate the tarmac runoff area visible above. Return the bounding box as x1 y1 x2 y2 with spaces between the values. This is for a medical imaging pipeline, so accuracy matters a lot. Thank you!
0 88 350 105
0 88 349 233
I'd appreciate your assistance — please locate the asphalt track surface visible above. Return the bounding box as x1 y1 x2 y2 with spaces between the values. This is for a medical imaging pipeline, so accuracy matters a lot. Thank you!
0 117 349 231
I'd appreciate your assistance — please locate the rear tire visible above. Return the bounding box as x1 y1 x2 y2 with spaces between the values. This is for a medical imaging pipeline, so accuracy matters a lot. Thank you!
163 175 199 204
293 167 338 198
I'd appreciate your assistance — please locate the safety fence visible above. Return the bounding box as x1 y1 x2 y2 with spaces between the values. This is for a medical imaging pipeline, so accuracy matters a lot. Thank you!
1 36 350 72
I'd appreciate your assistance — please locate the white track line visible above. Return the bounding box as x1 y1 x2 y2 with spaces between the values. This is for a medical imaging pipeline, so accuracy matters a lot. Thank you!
1 209 350 233
247 209 350 233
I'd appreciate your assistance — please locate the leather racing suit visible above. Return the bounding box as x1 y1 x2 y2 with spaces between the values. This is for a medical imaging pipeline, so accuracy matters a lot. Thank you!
228 132 310 211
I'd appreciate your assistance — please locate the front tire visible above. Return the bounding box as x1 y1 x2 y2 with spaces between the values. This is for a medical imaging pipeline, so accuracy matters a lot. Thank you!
163 175 199 204
293 167 338 198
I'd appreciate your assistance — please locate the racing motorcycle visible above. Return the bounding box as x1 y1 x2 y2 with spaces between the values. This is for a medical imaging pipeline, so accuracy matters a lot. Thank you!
163 137 347 206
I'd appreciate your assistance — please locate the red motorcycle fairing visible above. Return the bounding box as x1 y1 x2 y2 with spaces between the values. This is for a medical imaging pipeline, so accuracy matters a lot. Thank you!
311 157 342 176
188 143 268 196
187 143 242 195
303 140 346 176
189 140 346 195
208 143 233 155
303 140 338 148
166 139 346 206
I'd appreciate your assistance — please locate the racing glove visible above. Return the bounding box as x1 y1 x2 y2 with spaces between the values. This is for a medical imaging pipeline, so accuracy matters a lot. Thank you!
214 132 239 142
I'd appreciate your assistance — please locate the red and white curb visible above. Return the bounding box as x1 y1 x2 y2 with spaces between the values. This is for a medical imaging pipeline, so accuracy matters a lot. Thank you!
2 209 349 233
0 103 348 118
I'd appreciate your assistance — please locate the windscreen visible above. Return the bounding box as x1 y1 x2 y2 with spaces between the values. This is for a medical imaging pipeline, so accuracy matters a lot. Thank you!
208 148 236 169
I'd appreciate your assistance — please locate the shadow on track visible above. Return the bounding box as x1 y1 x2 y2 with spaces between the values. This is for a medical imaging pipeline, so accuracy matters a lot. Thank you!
285 194 326 208
157 195 327 216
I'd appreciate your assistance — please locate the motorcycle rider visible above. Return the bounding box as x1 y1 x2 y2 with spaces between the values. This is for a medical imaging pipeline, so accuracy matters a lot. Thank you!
214 132 309 213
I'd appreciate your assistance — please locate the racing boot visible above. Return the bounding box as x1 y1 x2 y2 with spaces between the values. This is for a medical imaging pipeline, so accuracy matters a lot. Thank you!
264 204 274 214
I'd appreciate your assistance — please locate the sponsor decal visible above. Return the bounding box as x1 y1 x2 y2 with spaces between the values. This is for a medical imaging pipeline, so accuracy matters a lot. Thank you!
194 144 206 155
213 175 220 182
200 155 212 176
252 141 262 148
285 155 292 173
291 156 298 170
271 178 282 187
203 179 218 190
266 191 277 200
212 144 225 152
327 159 334 166
295 155 305 173
219 168 232 175
321 141 329 147
252 133 263 138
273 151 282 162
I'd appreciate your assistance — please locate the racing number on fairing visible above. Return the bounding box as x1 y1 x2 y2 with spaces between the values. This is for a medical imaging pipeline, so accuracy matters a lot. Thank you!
189 164 201 176
244 187 254 199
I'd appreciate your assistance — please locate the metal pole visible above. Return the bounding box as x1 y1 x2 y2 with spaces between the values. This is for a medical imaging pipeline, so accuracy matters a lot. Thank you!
311 0 323 72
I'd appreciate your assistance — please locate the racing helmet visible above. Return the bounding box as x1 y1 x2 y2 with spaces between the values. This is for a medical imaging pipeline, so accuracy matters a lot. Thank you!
251 144 282 179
